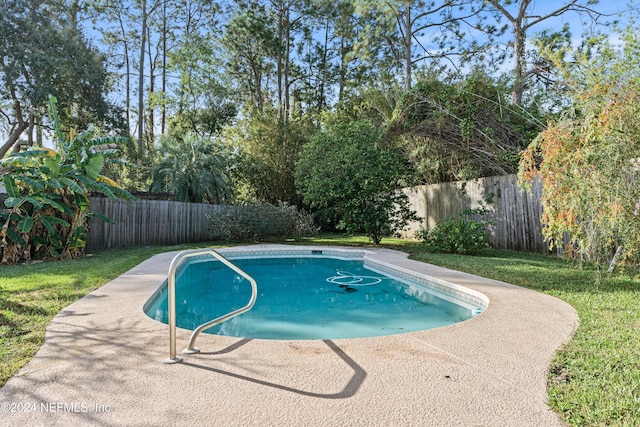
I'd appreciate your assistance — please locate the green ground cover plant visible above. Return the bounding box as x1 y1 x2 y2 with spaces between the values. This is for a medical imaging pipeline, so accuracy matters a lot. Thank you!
0 96 134 264
1 236 638 426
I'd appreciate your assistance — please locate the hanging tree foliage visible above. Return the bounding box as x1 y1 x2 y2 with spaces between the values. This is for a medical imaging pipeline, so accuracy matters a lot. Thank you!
519 27 640 268
386 72 542 184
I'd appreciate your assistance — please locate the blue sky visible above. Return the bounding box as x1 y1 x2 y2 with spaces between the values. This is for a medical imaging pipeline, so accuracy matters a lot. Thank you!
472 1 634 74
410 0 634 75
508 0 632 37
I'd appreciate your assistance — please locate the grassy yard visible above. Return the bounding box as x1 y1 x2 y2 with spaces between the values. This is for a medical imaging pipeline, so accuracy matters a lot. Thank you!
1 236 639 425
411 250 640 426
0 243 221 386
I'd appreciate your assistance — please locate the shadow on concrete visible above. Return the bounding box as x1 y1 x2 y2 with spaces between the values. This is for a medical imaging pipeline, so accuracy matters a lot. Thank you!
182 339 366 399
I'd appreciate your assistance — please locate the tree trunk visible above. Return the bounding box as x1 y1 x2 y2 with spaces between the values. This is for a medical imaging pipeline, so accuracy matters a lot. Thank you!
403 7 412 92
512 23 526 106
283 7 291 123
339 36 346 103
161 0 167 134
138 0 147 156
26 115 35 147
36 115 43 147
608 245 622 273
146 26 156 147
276 4 284 120
0 123 28 158
118 14 132 134
0 80 28 158
318 18 329 111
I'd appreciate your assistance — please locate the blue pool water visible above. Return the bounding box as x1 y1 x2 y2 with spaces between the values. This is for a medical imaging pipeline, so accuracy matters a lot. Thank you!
145 256 476 340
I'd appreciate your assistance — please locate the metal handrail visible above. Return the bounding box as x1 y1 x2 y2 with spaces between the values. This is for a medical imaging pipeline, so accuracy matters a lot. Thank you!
164 249 258 364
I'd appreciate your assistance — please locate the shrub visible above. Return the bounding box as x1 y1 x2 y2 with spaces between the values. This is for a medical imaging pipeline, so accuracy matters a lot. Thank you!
295 120 419 244
206 203 319 241
418 208 491 255
0 96 134 263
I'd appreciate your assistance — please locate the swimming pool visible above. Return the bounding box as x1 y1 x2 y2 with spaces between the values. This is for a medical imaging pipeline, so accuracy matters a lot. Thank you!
144 247 487 340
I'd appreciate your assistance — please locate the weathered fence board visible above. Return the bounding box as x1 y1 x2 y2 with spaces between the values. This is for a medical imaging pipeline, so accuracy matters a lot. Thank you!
88 174 548 253
400 175 549 253
86 198 224 251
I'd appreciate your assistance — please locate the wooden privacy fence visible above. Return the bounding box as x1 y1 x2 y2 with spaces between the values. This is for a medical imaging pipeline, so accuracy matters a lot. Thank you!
400 174 549 253
86 198 225 251
87 174 548 252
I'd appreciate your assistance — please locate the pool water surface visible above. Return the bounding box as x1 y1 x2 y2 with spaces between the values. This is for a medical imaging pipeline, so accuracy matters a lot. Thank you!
145 255 478 340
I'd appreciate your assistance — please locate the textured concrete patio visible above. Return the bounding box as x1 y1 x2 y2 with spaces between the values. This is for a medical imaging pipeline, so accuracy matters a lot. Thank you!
0 245 578 426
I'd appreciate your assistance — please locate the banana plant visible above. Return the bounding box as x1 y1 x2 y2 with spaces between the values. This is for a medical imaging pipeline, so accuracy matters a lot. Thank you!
0 95 135 263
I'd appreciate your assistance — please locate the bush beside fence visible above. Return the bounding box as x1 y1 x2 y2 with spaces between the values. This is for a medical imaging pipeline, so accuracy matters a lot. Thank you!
401 175 549 253
86 199 318 251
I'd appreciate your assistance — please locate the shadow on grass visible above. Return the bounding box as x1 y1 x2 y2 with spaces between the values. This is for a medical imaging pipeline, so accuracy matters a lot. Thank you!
0 295 52 318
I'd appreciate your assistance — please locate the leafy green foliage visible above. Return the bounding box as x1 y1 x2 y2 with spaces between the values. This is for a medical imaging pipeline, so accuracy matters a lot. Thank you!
225 111 311 205
296 120 418 244
149 133 233 204
165 0 228 136
206 202 319 241
221 3 280 113
0 0 123 157
169 103 237 140
417 208 491 255
210 203 317 241
0 96 134 263
354 0 494 92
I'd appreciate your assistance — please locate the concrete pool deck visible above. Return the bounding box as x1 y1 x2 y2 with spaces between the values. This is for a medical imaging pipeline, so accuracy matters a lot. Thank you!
0 245 578 426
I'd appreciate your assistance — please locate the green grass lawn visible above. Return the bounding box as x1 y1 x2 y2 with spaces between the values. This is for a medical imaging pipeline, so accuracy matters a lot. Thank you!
0 243 221 386
1 236 639 425
411 250 640 426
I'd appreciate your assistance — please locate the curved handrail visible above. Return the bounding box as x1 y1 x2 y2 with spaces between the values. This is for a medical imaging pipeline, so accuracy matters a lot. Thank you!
164 249 257 364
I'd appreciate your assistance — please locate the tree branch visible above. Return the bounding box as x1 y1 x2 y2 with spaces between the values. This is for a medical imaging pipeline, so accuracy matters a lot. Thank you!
526 1 577 30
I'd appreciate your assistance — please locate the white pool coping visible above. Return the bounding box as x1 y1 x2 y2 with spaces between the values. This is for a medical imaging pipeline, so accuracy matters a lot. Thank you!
0 244 578 426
